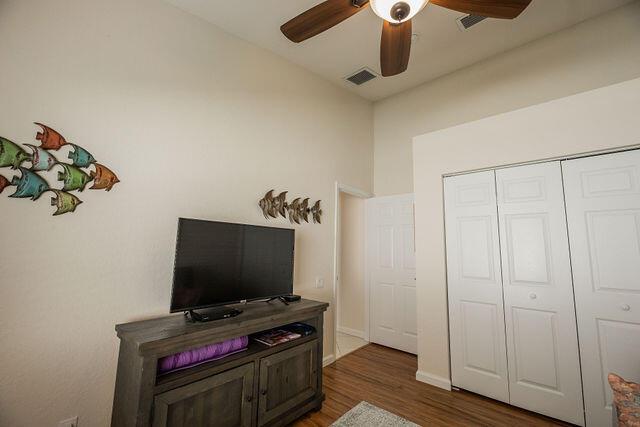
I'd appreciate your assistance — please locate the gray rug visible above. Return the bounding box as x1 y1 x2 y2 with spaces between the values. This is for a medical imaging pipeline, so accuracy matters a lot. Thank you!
331 401 420 426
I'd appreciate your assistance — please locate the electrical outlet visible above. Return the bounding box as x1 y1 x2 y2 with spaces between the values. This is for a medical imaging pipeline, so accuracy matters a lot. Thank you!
315 277 324 289
58 416 78 427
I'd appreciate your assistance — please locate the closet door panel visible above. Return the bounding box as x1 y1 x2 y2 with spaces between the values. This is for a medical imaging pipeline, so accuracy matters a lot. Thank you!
445 171 509 403
496 162 584 426
562 149 640 427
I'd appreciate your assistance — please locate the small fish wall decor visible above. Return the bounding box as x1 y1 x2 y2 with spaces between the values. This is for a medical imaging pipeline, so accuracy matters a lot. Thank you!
258 190 322 224
0 122 121 216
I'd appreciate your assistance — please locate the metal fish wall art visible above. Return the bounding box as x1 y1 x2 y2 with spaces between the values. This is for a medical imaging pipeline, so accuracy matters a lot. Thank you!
0 174 11 194
50 190 82 216
9 167 50 200
35 122 68 150
0 137 31 169
25 144 57 171
89 163 119 191
258 190 322 224
0 122 121 216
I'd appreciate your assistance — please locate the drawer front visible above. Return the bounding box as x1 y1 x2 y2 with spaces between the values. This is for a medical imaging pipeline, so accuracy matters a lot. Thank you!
258 340 319 426
153 363 254 427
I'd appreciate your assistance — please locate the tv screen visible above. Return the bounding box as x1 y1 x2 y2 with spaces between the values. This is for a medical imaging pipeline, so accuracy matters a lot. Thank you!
170 218 295 312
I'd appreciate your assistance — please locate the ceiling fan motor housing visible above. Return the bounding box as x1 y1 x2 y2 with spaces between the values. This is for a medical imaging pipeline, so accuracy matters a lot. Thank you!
391 2 411 22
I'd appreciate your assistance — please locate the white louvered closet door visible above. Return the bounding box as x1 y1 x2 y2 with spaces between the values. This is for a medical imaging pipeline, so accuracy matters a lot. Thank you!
562 150 640 427
495 162 584 426
444 171 509 403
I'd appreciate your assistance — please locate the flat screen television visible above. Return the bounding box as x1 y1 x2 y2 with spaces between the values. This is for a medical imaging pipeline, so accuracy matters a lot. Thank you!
170 218 295 314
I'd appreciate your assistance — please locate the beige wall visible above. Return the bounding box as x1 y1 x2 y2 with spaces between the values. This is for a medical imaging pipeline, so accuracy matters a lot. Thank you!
338 192 366 334
412 77 640 386
0 0 373 425
374 0 640 196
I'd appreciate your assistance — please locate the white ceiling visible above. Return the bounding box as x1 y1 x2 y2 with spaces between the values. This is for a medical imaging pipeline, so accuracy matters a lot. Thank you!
165 0 634 101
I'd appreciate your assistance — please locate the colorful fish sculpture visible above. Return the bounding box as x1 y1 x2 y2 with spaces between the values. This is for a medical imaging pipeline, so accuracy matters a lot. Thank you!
89 163 119 191
25 144 57 171
9 167 49 200
0 137 31 169
35 122 68 150
68 144 95 168
0 174 10 194
58 163 92 192
49 190 82 216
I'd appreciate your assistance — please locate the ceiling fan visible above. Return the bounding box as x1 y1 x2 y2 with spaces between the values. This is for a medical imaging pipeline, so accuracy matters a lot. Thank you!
281 0 533 77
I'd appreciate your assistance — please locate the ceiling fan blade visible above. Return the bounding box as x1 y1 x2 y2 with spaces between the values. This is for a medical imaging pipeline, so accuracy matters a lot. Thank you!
281 0 370 43
380 20 412 77
430 0 532 19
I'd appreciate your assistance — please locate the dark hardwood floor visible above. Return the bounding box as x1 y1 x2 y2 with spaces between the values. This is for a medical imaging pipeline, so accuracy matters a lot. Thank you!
293 344 571 426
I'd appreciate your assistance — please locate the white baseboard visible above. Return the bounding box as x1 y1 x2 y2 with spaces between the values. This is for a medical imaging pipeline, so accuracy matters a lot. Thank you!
323 354 336 367
415 370 452 391
337 326 365 339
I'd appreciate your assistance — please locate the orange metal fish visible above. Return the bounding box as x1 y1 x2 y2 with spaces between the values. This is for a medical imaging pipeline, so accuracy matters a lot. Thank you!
0 174 10 193
90 163 120 191
34 122 69 150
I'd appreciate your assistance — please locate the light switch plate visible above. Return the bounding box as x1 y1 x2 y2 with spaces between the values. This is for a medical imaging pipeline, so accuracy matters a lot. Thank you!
315 277 324 289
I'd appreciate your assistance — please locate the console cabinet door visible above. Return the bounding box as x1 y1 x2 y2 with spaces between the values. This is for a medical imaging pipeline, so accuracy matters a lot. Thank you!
257 340 318 426
153 363 254 427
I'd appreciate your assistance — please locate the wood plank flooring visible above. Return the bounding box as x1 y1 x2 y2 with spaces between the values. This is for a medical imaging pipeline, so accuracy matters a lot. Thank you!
293 344 571 427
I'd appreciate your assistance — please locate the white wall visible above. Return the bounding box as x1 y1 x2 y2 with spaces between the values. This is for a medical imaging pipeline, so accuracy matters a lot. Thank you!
0 0 373 426
338 192 365 335
374 0 640 196
412 77 640 387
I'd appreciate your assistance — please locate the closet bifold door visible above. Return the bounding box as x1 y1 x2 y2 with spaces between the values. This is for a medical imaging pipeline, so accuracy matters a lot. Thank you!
562 149 640 427
444 171 509 403
495 162 585 426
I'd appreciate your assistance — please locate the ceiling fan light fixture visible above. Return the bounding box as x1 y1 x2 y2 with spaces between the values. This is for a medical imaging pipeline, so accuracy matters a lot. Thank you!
370 0 428 23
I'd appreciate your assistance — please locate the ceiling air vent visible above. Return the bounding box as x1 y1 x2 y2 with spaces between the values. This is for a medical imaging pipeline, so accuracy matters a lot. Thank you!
346 68 378 86
456 14 487 31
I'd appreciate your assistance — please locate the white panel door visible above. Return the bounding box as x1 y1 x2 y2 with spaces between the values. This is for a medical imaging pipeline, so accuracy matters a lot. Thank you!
496 162 584 425
562 150 640 427
367 194 417 354
444 171 509 403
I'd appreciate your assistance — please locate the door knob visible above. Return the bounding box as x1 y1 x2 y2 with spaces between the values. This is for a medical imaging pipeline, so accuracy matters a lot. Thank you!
529 293 537 300
621 304 631 312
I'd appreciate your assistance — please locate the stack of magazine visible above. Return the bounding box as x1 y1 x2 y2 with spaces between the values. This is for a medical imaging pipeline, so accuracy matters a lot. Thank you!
253 323 316 347
253 329 301 347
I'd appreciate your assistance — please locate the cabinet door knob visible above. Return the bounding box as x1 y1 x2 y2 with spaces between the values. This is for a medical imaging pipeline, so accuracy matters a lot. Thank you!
529 293 537 300
621 304 631 312
261 389 267 396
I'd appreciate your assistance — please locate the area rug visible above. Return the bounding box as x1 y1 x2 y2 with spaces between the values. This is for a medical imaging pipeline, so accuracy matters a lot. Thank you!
331 401 420 426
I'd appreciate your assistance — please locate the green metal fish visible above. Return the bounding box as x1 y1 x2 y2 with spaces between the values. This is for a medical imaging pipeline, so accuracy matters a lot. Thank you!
0 137 30 169
49 190 82 216
57 163 91 191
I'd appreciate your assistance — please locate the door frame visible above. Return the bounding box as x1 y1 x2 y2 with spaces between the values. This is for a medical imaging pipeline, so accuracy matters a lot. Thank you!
332 182 373 361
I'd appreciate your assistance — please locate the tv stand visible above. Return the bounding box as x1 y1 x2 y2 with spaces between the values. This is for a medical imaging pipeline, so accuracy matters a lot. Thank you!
111 299 328 427
188 306 242 322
